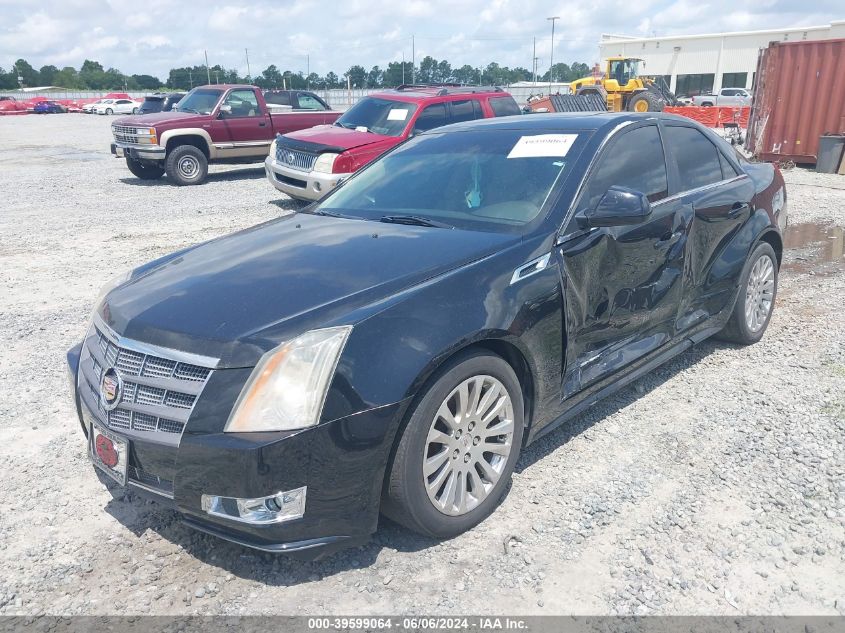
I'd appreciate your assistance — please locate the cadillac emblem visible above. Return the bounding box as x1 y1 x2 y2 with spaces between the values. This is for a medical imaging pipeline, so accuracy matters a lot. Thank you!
100 367 123 411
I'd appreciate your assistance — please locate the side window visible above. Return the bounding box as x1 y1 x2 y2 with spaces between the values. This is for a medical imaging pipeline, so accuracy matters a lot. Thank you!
223 89 260 117
413 103 448 133
721 89 737 96
489 97 521 117
664 126 724 191
449 99 483 124
578 125 668 212
719 151 740 179
296 93 326 110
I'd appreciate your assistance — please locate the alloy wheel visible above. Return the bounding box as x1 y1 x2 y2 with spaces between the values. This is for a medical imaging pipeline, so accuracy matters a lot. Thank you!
745 253 775 332
423 375 515 516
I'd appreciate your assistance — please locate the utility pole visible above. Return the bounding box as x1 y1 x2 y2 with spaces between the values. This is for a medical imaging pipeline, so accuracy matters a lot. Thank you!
411 35 415 84
214 70 220 84
532 36 537 84
205 50 211 84
547 16 560 94
402 52 405 85
245 48 251 82
306 54 310 89
188 69 193 89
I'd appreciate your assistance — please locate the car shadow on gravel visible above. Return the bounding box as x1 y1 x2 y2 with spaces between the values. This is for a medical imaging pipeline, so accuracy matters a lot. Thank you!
119 167 265 186
515 339 727 474
99 338 732 583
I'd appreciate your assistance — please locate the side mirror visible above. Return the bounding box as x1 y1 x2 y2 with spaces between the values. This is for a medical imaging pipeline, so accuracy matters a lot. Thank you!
577 186 651 228
218 104 232 117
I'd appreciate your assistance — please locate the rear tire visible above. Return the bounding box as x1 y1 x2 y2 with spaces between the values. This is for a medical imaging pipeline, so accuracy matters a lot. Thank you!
165 145 208 186
125 157 164 180
383 350 524 538
717 241 778 345
132 107 138 114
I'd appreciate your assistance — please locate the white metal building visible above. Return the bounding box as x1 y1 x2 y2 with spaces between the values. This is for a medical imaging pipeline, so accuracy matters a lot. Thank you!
599 20 845 96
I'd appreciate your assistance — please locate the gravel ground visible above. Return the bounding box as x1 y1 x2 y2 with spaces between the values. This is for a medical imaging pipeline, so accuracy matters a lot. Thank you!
0 114 843 616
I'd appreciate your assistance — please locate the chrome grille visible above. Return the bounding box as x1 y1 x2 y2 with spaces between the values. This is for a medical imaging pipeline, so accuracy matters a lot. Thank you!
112 124 139 144
276 145 317 172
80 320 215 444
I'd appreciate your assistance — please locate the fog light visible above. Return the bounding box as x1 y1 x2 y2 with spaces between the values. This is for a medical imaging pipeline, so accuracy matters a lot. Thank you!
313 181 322 192
201 486 306 525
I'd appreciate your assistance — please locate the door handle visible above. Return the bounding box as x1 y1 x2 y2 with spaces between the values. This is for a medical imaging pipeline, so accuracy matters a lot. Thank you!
728 202 749 218
258 122 267 127
655 229 683 249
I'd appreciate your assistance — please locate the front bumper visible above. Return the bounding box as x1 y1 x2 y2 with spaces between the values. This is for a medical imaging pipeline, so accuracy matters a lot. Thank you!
111 142 166 161
264 155 349 201
67 343 406 558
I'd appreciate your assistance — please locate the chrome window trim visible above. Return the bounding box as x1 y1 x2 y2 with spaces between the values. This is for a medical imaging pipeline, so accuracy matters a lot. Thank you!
93 313 220 369
556 119 752 244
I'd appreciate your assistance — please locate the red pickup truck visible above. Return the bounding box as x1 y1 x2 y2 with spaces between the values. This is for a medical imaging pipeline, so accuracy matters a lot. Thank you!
265 84 521 201
110 85 340 185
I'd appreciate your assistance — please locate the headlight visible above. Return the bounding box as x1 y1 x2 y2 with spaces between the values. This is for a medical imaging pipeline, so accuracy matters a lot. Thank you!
224 326 352 433
313 152 339 174
95 270 132 308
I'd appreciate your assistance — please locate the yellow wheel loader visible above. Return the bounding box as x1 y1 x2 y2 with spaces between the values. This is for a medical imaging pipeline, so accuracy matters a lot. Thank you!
570 57 678 112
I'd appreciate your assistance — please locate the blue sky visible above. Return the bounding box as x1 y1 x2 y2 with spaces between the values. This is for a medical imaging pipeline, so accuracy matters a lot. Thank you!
0 0 842 79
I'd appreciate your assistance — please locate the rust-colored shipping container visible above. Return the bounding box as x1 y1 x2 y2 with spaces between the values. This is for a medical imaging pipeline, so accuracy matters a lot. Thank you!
747 38 845 164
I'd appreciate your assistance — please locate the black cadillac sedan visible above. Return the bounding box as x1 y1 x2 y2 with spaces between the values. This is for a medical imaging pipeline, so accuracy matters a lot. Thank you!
67 112 787 557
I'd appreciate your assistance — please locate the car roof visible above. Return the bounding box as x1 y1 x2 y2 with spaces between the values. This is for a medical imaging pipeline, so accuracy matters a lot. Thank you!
429 111 704 134
366 86 510 104
196 84 253 90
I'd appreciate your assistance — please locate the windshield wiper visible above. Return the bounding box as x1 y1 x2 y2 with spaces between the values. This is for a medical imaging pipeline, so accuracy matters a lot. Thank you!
379 215 453 229
333 121 354 129
178 107 200 114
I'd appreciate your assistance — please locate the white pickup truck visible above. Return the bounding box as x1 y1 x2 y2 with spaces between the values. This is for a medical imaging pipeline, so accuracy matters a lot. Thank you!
691 88 752 107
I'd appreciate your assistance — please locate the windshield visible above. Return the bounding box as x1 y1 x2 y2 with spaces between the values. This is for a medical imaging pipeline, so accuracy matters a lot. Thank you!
609 59 640 84
315 129 579 233
174 88 223 114
335 97 417 136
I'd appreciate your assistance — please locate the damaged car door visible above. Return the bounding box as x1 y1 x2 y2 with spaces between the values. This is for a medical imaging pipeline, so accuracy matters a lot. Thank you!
556 122 691 398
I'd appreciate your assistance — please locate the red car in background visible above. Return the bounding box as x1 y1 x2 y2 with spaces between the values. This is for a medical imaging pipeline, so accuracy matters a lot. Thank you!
265 84 522 201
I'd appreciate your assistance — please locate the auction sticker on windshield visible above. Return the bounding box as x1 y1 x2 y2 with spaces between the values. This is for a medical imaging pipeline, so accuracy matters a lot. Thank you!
507 134 578 159
387 108 409 121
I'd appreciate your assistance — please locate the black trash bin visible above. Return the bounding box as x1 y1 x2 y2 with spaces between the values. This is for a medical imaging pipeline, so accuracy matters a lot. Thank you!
816 134 845 173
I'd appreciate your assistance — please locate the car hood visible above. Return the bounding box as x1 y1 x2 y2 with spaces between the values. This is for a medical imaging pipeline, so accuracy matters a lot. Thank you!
100 213 516 368
113 111 206 128
282 125 396 152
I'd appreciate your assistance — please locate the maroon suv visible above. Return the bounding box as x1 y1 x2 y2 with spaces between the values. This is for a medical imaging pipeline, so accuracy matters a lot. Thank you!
265 84 521 201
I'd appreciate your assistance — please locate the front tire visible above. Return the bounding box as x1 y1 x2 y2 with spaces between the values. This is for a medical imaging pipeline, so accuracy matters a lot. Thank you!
717 241 778 344
628 91 664 112
106 108 113 115
165 145 208 186
125 157 164 180
132 107 138 114
383 350 524 538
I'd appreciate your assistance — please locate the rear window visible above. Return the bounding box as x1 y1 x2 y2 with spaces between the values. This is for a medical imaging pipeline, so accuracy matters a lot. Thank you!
489 97 521 117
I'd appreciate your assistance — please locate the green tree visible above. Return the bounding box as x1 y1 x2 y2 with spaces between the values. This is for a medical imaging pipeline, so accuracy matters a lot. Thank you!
38 65 59 86
344 65 366 88
325 71 339 88
0 67 17 89
306 72 321 89
453 65 477 85
383 61 413 87
13 58 39 87
54 66 81 89
131 74 161 90
366 65 382 88
257 64 283 88
418 56 438 83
